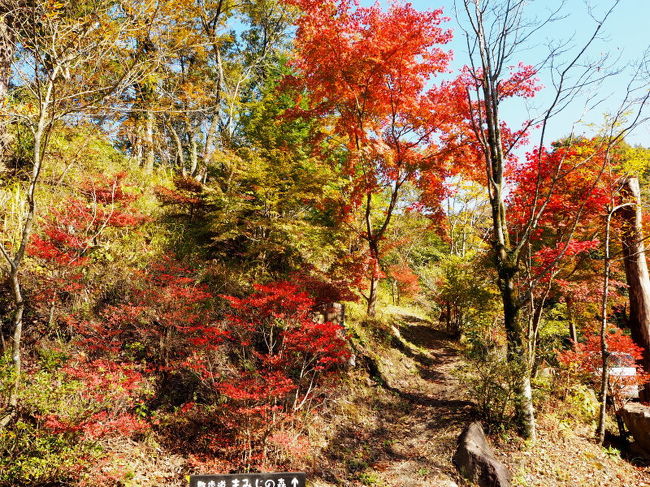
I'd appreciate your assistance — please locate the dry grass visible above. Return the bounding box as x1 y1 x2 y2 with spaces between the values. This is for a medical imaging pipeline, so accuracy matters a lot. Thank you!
82 436 186 487
495 414 650 487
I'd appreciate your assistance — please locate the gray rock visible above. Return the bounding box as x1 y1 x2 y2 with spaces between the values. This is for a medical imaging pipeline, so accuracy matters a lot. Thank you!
621 402 650 453
452 422 511 487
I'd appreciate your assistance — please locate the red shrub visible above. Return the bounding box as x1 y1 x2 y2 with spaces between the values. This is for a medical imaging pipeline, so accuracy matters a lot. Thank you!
74 257 224 364
38 356 150 441
557 327 649 410
174 281 352 469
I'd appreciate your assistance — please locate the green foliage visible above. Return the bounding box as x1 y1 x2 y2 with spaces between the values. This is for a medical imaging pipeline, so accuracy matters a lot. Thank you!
0 352 90 486
458 348 525 429
0 354 14 411
358 471 384 486
0 339 155 485
564 385 599 426
535 302 571 368
0 419 90 487
422 250 500 337
205 147 342 273
602 445 621 459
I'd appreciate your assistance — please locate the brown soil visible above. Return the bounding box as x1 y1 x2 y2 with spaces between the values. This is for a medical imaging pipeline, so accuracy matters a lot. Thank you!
496 415 650 487
311 311 650 487
311 312 473 487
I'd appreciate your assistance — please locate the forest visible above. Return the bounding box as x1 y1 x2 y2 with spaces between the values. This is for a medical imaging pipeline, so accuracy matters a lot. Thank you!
0 0 650 486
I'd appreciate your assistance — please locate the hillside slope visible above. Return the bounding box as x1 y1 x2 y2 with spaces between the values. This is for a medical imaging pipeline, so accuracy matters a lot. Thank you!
309 310 650 487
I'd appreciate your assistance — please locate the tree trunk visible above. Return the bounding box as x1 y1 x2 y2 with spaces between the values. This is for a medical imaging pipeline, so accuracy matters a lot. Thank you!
0 267 24 429
166 121 186 175
597 209 614 444
134 121 144 167
367 274 378 317
366 239 380 317
488 142 536 439
8 270 23 405
0 13 13 171
202 115 218 168
189 129 199 177
619 177 650 401
476 8 536 433
566 295 578 344
499 262 536 440
144 110 155 173
441 302 451 333
0 81 50 428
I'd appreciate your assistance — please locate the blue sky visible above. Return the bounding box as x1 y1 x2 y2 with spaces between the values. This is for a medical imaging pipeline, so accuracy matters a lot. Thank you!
404 0 650 147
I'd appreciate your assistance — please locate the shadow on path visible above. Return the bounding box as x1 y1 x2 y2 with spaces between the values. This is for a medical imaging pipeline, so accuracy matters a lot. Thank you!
320 314 474 486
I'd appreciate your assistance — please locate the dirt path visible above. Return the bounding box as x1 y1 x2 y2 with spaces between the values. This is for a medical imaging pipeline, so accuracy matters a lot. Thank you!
314 313 473 487
312 312 650 487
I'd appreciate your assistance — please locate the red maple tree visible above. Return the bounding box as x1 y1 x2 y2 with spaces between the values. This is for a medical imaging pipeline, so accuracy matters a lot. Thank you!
286 0 455 315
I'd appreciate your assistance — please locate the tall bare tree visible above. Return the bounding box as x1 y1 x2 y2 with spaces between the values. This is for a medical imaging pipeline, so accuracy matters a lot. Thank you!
455 0 649 439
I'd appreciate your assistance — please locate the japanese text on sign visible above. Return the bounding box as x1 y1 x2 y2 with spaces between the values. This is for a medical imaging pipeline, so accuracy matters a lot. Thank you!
190 472 306 487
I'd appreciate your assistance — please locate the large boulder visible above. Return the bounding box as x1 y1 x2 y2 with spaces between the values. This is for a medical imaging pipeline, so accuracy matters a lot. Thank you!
621 402 650 453
452 422 511 487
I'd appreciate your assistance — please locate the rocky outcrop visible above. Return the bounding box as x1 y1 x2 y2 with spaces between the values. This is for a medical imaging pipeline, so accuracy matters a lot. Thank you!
452 422 511 487
621 402 650 453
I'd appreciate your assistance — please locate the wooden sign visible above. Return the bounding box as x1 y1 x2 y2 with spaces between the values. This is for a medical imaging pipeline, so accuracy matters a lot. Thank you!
190 472 306 487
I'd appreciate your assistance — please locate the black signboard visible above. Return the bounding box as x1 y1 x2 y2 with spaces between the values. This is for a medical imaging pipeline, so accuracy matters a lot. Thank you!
190 472 306 487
